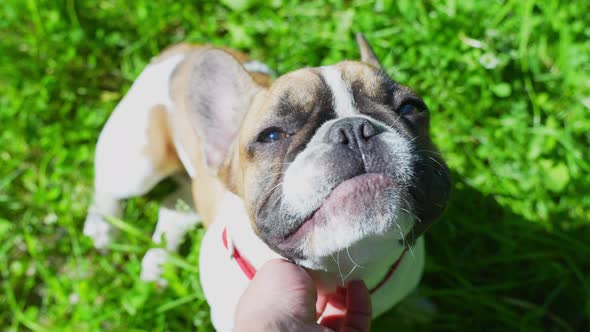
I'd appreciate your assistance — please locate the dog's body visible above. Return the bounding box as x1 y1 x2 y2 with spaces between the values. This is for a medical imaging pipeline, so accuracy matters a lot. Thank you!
85 36 450 331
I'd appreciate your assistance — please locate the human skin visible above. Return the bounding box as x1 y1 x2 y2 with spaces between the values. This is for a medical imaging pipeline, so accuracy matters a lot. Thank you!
235 259 372 332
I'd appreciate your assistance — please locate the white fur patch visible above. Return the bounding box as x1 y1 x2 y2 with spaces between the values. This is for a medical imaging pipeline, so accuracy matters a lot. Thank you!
174 140 197 178
320 66 357 117
217 192 282 267
151 207 200 250
199 192 281 332
83 213 115 249
94 54 186 198
139 204 200 284
243 60 273 75
140 248 168 286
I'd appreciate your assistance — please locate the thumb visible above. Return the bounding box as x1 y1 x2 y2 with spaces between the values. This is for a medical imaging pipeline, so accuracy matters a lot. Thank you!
235 259 327 331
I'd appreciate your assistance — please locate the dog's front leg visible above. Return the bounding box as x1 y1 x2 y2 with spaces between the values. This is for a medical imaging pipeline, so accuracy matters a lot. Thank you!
140 177 201 285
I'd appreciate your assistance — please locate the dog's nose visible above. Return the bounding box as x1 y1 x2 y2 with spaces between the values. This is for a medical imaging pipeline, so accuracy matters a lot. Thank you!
327 117 380 149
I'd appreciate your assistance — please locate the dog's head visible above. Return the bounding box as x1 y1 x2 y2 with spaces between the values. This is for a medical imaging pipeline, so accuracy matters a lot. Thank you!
189 34 450 272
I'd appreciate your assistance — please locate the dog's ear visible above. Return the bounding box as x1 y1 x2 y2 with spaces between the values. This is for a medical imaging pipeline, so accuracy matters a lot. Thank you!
356 33 382 68
187 48 263 170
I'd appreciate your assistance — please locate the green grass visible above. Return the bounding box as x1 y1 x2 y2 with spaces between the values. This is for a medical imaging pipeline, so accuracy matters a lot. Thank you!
1 0 589 330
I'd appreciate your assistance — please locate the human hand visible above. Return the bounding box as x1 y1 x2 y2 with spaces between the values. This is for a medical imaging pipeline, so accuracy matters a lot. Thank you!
235 259 371 332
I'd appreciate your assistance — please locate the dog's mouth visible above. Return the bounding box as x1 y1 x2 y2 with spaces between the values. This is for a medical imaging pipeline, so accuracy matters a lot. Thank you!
279 173 396 246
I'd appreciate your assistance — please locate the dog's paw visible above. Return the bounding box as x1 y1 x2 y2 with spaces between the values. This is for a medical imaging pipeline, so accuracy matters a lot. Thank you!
83 213 115 250
140 248 169 287
153 207 201 250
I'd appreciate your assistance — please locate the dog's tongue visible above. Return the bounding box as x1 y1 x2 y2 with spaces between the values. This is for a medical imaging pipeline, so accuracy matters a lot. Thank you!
288 173 394 242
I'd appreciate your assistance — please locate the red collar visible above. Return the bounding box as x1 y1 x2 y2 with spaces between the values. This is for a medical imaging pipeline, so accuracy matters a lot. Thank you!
221 227 408 294
221 227 257 280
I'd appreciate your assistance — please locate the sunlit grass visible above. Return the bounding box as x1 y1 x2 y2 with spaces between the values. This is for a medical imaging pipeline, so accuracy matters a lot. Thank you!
1 0 589 330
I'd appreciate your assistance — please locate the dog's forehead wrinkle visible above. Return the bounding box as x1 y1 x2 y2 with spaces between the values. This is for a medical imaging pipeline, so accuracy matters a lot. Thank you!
276 90 295 116
266 70 334 120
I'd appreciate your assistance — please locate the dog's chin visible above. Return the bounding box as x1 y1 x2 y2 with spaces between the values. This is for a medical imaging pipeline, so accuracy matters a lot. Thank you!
276 173 411 262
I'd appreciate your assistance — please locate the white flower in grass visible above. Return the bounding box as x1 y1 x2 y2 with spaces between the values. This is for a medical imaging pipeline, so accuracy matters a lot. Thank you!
69 292 80 305
43 213 58 225
26 265 36 277
479 53 500 69
459 32 485 49
486 29 499 38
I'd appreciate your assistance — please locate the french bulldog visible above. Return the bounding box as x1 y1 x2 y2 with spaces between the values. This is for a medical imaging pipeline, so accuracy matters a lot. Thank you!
84 34 451 331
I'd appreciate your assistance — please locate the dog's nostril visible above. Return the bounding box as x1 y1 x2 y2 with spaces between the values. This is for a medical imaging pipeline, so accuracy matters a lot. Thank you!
327 118 381 147
361 122 376 140
337 128 350 145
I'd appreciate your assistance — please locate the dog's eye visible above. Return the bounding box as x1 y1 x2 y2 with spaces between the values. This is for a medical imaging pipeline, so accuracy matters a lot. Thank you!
258 128 287 143
399 102 421 116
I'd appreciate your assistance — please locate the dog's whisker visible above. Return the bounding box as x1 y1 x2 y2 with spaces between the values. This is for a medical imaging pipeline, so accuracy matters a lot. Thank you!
278 193 289 217
399 200 418 256
330 251 345 287
416 157 450 180
407 241 415 257
401 205 423 225
396 219 415 257
415 149 443 157
342 264 358 281
391 112 404 127
400 208 422 249
270 185 283 196
267 181 283 196
427 155 447 173
346 246 364 269
271 190 285 209
395 221 406 247
329 251 337 266
407 136 420 146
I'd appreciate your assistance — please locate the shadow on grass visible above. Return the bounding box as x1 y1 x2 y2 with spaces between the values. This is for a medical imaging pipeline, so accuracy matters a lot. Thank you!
374 172 590 332
79 174 589 331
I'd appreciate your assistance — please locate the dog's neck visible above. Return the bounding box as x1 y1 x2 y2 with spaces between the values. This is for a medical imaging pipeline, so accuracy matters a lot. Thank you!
215 191 410 294
215 192 282 268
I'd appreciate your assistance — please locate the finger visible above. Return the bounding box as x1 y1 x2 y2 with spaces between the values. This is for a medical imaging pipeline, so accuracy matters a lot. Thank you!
316 292 329 318
318 287 347 330
258 259 318 319
235 259 319 329
256 259 314 295
342 280 372 332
